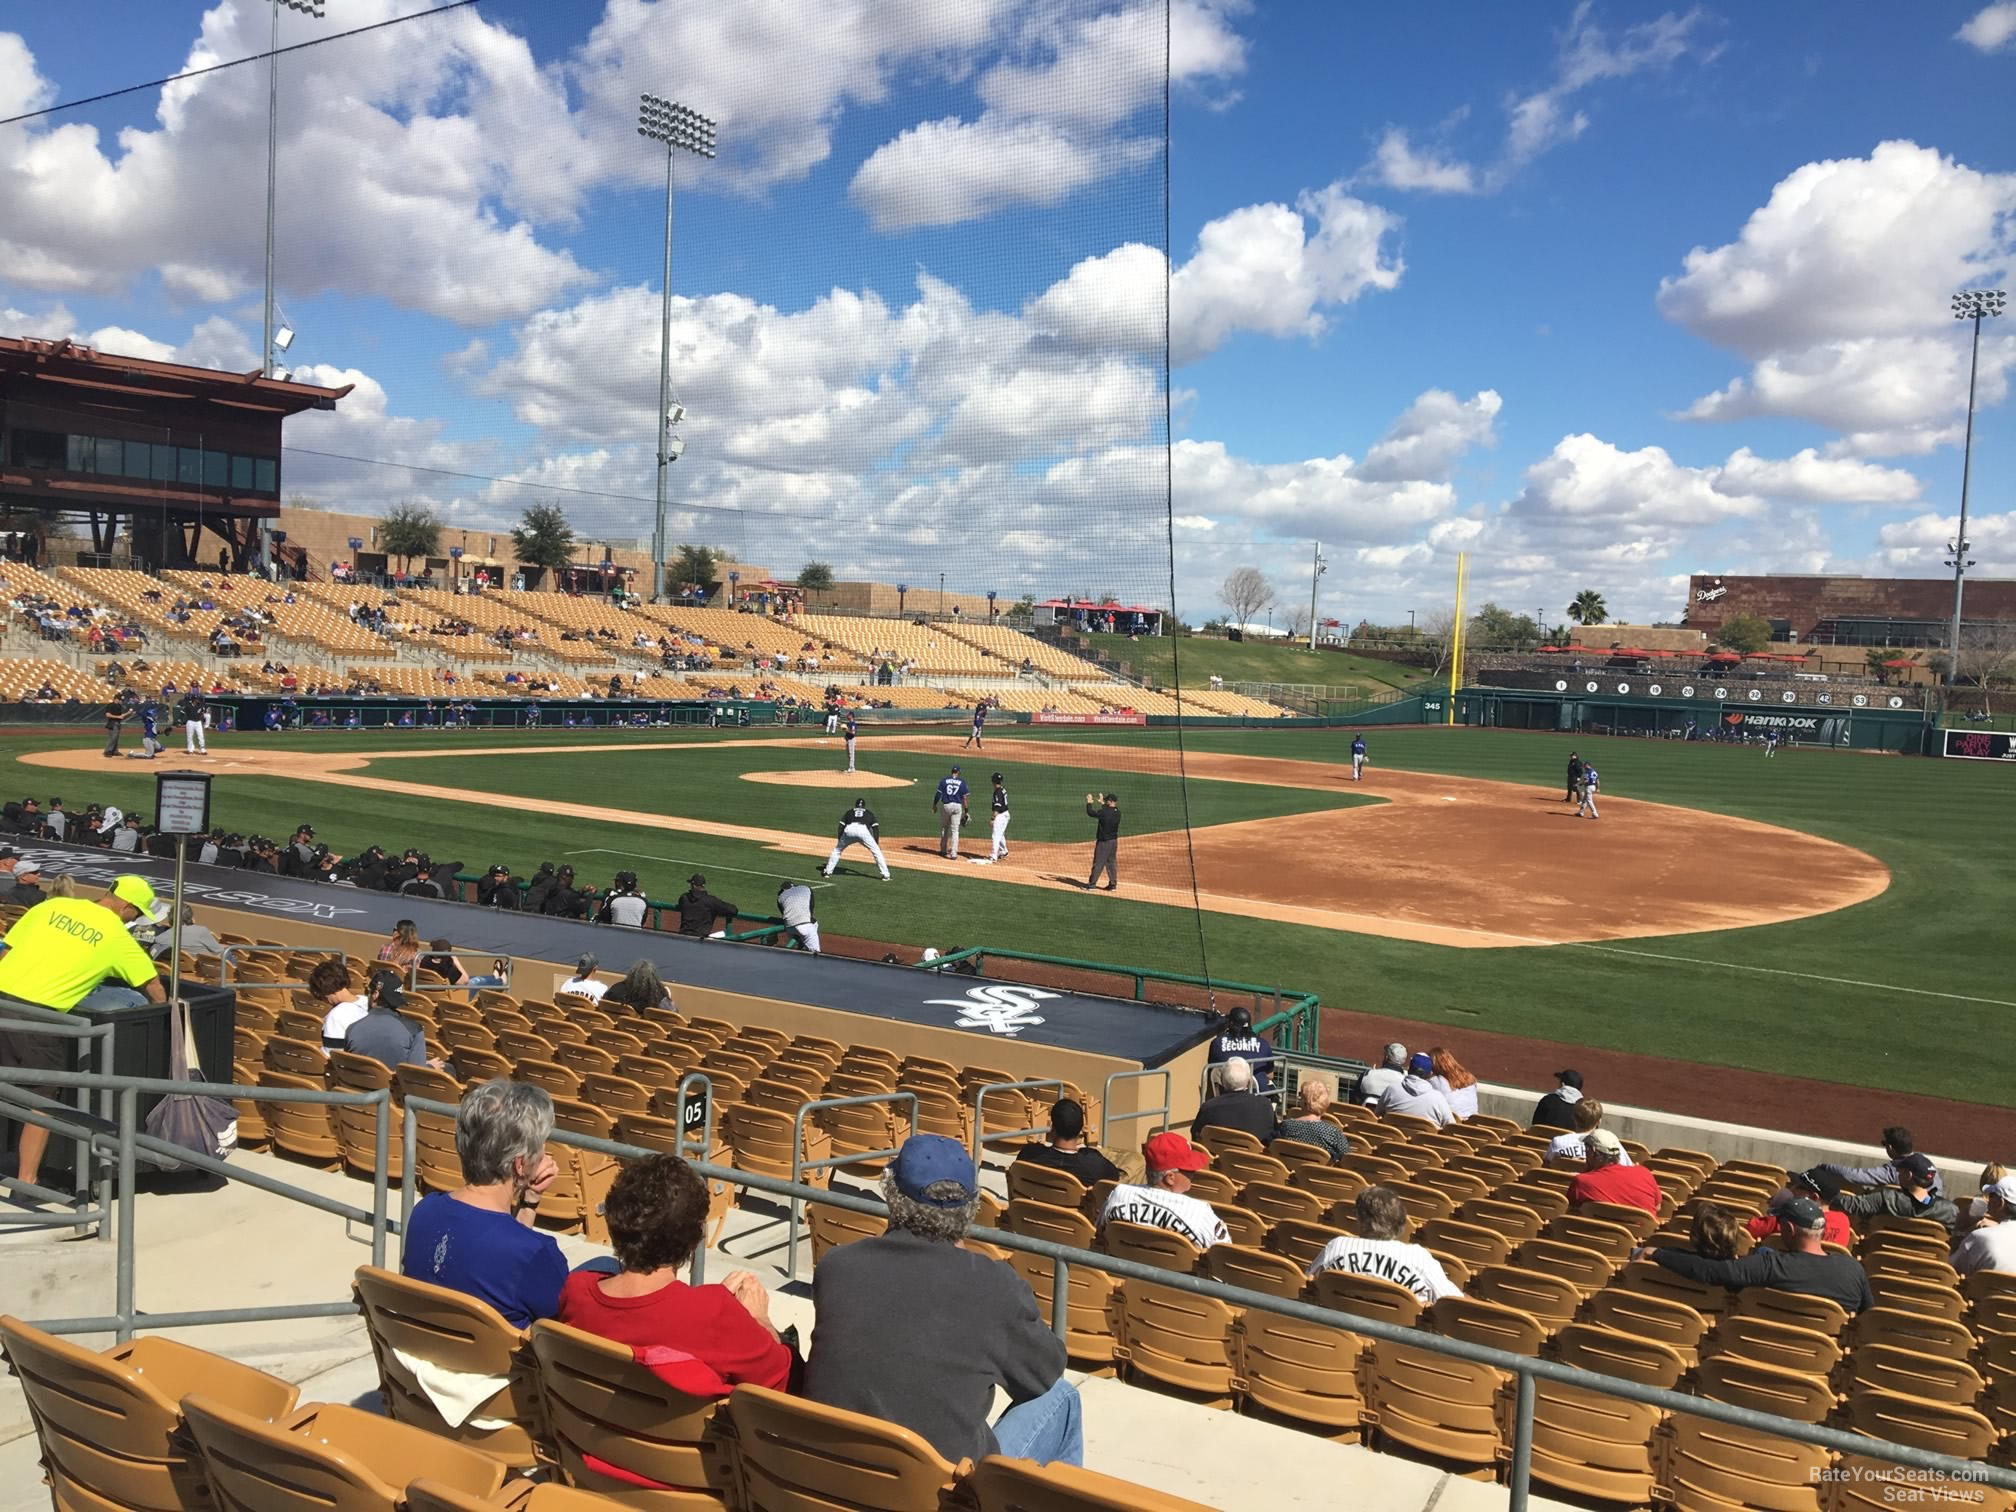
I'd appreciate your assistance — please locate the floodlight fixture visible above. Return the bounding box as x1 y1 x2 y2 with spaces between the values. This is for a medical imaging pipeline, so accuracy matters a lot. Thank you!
279 0 326 14
1946 289 2006 682
272 326 294 352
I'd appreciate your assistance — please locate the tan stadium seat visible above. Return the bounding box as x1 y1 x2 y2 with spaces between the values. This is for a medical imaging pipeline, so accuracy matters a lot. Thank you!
724 1383 969 1510
1181 1168 1239 1207
1312 1271 1422 1329
1826 1458 2016 1512
180 1394 506 1512
1842 1387 1998 1460
1695 1353 1835 1424
726 1103 832 1193
1102 1220 1203 1276
1455 1197 1545 1242
1654 1413 1826 1512
1868 1273 1967 1321
1731 1285 1850 1339
1578 1200 1658 1241
529 1318 731 1506
1416 1217 1513 1273
1466 1266 1581 1337
1582 1287 1709 1369
326 1050 403 1182
1850 1305 1976 1362
352 1266 541 1468
0 1316 299 1512
1113 1279 1238 1406
1006 1162 1090 1210
817 1099 905 1179
1525 1375 1664 1507
1552 1322 1688 1389
1264 1219 1347 1272
1707 1314 1843 1376
1413 1166 1491 1202
407 1480 624 1512
259 1068 343 1166
1008 1247 1121 1371
1231 1309 1367 1441
810 1202 890 1264
964 1454 1220 1512
1364 1338 1507 1473
1235 1180 1324 1230
1199 1243 1307 1301
408 1101 466 1194
1513 1236 1617 1296
1613 1257 1731 1319
1843 1342 1984 1405
1287 1164 1368 1207
1429 1295 1546 1355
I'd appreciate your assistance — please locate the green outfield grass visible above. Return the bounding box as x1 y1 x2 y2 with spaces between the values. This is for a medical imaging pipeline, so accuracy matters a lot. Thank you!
1080 632 1428 693
3 720 2008 1106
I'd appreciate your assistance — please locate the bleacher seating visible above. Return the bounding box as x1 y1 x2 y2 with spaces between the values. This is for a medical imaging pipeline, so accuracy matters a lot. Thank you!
0 659 114 702
796 614 998 675
639 605 862 672
942 620 1114 682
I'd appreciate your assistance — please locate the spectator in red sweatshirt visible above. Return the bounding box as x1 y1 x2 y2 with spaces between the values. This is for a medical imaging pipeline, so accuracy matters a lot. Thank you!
1744 1167 1854 1249
1566 1128 1662 1214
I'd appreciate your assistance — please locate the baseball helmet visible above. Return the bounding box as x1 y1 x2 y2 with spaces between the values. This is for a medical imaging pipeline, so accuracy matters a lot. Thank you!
1227 1005 1252 1032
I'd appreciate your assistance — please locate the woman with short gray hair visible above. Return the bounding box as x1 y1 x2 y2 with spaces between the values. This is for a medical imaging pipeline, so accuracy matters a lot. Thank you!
401 1079 566 1325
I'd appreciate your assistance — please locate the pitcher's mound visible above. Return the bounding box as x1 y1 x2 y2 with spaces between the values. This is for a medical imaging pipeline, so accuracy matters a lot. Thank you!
742 769 913 789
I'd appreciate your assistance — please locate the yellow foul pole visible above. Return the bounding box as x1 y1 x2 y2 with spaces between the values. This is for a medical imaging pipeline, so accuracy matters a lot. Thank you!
1447 551 1468 726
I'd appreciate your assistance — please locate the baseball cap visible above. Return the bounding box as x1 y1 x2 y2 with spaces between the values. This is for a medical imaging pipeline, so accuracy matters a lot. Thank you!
15 861 40 879
97 806 123 834
1407 1052 1434 1076
1790 1167 1844 1204
1049 1098 1086 1139
950 764 961 772
370 976 408 1013
991 772 1003 782
110 874 167 923
1987 1176 2016 1205
1555 1069 1584 1090
1585 1128 1624 1157
1895 1153 1938 1186
687 873 706 887
891 1134 977 1206
1144 1131 1211 1174
1782 1196 1827 1230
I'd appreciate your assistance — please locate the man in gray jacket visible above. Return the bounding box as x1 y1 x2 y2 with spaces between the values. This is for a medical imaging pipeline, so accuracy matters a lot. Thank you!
1835 1153 1961 1236
803 1135 1080 1466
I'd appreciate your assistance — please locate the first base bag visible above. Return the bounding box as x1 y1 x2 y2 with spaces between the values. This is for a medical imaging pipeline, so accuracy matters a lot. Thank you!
143 996 238 1168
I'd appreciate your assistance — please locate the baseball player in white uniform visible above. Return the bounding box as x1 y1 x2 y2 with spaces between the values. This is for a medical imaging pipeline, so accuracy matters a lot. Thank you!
822 798 890 880
1577 763 1600 819
987 772 1010 861
843 713 858 774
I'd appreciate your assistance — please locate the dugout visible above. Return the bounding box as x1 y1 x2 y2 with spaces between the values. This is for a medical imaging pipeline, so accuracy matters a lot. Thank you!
1455 686 1935 753
8 839 1222 1135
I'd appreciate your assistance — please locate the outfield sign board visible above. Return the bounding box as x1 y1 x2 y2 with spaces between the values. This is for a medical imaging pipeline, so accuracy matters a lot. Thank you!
1943 729 2016 761
1032 711 1148 726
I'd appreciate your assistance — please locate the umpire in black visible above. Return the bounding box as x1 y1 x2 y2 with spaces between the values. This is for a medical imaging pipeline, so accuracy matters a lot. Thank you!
1566 750 1583 802
1084 791 1120 891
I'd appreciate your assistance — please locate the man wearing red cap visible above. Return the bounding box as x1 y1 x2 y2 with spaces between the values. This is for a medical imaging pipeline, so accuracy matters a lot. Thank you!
1097 1132 1230 1252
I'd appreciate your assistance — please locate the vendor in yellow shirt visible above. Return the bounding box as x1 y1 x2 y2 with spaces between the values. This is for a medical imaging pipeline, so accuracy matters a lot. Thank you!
0 875 168 1195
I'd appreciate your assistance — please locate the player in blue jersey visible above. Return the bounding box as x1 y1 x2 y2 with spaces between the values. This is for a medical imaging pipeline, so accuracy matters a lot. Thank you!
131 702 162 760
1577 763 1601 819
963 699 989 750
1350 733 1367 781
933 764 970 858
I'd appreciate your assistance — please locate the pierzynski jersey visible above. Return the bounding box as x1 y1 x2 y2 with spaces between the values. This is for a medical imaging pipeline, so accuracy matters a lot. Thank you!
1099 1185 1229 1251
1308 1236 1462 1304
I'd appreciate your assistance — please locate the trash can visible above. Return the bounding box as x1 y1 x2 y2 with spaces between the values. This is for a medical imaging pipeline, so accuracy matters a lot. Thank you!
2 983 236 1185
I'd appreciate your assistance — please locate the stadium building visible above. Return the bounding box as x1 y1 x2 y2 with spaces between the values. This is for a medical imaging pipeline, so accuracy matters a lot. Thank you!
1684 572 2016 647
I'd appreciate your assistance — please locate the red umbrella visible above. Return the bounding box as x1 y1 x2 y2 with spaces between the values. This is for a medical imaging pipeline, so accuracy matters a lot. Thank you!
1708 651 1742 663
1607 647 1650 657
1536 645 1563 652
1882 657 1917 668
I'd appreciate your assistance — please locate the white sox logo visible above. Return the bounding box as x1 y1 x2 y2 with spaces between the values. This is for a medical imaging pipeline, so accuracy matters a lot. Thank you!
925 984 1058 1036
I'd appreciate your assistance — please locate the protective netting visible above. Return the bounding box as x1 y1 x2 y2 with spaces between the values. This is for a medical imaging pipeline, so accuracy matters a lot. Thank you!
10 1 1208 984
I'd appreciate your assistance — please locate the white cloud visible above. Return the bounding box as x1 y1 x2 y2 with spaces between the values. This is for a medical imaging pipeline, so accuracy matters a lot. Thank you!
0 299 71 339
1661 141 2016 454
1355 389 1502 483
1364 5 1709 194
1170 183 1403 364
1367 129 1477 194
848 0 1246 232
1877 509 2016 576
1957 3 2016 51
1512 433 1761 534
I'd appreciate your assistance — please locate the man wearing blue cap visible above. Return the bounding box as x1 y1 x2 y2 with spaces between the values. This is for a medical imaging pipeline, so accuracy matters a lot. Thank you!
803 1134 1081 1467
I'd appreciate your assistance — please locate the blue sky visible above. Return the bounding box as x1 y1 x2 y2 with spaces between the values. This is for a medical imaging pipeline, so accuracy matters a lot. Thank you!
2 1 2011 627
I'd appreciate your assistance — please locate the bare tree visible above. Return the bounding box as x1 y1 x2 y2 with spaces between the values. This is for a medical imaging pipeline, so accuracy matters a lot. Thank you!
1955 624 2016 710
1218 567 1275 628
1286 603 1314 641
1418 603 1459 679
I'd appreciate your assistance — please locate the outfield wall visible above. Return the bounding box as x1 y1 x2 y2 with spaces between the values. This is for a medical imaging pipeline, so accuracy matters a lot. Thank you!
1454 686 1935 754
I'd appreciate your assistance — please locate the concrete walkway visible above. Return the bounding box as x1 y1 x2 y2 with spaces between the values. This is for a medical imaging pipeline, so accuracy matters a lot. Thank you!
0 1149 1572 1512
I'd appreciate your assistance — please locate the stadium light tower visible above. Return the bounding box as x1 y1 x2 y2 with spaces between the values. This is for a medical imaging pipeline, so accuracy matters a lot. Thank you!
263 0 325 380
1948 289 2007 684
638 93 717 601
1307 541 1326 652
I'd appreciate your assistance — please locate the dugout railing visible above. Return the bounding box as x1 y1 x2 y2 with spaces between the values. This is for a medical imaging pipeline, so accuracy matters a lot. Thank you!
5 1066 2012 1512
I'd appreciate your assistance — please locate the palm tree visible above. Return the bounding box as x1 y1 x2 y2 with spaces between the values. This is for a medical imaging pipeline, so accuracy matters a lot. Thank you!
1567 589 1607 626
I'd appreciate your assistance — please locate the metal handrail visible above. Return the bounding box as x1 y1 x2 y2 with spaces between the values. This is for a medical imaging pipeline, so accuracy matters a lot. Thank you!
0 1064 394 1343
969 1078 1065 1166
388 1097 2016 1510
1098 1068 1170 1145
0 1001 117 1236
785 1091 918 1275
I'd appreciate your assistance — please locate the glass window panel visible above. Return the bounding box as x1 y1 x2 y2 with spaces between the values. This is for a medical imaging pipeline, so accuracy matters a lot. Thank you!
151 444 176 482
93 439 122 475
230 455 253 490
66 435 93 472
254 458 276 494
178 448 203 485
123 440 152 478
203 451 228 487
